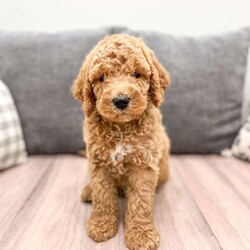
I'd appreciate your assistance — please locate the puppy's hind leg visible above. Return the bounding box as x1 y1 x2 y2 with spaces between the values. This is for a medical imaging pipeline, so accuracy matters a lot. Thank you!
81 184 92 202
157 139 170 187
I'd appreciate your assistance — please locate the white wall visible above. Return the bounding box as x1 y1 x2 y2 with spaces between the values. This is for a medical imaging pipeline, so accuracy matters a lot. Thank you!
0 0 250 36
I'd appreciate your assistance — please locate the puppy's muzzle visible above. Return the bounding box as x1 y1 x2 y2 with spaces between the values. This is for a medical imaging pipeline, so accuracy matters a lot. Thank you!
112 95 130 110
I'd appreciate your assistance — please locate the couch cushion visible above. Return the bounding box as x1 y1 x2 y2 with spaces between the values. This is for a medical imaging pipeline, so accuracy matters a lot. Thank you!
0 29 110 154
1 28 250 154
112 27 250 153
242 47 250 122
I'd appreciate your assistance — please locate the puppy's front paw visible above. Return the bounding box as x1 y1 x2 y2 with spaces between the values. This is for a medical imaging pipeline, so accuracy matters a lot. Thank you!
125 225 160 250
86 213 118 242
81 184 92 202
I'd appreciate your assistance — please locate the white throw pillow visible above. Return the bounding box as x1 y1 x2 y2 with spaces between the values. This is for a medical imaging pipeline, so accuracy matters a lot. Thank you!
0 79 27 170
221 116 250 162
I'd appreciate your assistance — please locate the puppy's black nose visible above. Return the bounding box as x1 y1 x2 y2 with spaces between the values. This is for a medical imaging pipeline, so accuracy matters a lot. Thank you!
113 96 130 110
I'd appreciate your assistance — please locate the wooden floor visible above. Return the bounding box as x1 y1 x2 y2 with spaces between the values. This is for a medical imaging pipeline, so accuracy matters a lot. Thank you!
0 155 249 250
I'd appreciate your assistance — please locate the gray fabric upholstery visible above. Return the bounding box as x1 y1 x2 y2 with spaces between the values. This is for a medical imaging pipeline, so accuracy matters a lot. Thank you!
114 27 250 153
0 27 250 154
0 29 110 154
242 47 250 122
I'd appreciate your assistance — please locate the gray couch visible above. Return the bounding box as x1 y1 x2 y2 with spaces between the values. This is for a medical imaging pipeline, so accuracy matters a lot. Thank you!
1 27 250 154
0 28 250 250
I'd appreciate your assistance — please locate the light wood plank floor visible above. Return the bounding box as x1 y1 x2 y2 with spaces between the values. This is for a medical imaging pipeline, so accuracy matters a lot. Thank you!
0 155 249 250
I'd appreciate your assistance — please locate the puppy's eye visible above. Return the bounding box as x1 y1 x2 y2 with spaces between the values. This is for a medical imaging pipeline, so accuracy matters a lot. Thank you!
99 76 104 82
132 73 141 78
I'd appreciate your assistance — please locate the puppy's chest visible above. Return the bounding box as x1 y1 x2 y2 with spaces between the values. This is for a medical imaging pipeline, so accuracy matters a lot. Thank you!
109 143 134 177
91 138 139 179
88 124 155 179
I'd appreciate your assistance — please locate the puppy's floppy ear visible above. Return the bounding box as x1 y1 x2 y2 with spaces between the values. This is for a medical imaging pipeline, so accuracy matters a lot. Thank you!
71 55 96 116
140 39 170 107
72 68 84 102
149 50 170 107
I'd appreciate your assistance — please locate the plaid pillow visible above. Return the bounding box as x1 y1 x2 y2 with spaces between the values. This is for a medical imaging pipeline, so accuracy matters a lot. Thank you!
0 80 27 170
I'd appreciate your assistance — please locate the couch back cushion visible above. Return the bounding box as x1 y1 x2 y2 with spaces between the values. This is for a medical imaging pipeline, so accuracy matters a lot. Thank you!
116 27 250 153
0 28 250 154
0 29 109 154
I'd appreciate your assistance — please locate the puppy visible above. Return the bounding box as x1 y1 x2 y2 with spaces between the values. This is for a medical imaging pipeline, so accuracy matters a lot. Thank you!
72 34 170 250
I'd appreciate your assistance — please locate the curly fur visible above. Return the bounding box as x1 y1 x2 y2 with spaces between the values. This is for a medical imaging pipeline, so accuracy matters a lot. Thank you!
72 34 171 250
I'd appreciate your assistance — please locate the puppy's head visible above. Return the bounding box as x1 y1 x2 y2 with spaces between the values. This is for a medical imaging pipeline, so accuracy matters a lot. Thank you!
72 34 170 123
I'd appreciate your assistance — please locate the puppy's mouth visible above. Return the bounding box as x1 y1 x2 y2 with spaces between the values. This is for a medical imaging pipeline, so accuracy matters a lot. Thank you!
97 91 147 123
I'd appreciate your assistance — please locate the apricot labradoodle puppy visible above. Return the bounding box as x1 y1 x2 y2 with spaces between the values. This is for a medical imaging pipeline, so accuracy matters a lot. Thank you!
72 34 171 250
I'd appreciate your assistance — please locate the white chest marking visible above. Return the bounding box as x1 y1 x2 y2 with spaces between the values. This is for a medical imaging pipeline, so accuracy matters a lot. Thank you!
110 144 134 165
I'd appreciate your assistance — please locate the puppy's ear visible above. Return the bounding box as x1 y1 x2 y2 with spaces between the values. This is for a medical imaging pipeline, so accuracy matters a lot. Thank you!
71 55 96 116
72 69 84 102
140 39 170 107
149 50 170 107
